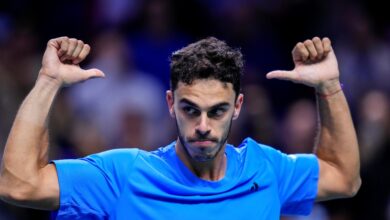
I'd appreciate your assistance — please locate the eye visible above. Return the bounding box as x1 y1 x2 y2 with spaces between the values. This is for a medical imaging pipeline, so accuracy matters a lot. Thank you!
182 106 200 116
208 108 227 118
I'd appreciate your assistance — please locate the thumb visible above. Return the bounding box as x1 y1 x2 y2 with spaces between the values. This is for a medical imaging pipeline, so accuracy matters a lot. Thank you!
266 70 297 81
81 68 105 80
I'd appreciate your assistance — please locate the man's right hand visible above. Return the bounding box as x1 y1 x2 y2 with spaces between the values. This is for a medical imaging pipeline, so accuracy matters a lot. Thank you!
0 37 104 210
38 37 104 87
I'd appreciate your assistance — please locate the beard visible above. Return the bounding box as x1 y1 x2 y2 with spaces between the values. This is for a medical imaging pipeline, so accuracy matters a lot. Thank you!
176 117 233 162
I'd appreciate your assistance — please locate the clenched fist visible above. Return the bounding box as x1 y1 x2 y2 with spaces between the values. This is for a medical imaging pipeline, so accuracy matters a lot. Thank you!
38 37 104 87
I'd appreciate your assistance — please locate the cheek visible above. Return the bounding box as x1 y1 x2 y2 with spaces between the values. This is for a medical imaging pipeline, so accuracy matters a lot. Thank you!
214 116 233 134
175 114 193 133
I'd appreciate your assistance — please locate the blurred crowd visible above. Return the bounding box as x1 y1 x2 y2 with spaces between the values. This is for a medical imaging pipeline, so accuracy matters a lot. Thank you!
0 0 389 219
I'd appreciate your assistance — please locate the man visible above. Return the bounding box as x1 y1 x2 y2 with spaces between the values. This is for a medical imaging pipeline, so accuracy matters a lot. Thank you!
0 36 360 219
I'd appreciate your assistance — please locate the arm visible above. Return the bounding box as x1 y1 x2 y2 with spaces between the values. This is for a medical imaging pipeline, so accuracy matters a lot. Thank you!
266 37 361 201
0 37 104 210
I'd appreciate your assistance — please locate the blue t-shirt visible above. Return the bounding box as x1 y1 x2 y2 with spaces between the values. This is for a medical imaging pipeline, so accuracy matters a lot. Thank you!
52 138 319 219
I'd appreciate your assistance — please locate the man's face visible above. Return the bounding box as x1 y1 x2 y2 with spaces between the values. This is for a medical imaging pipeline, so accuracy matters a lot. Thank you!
166 79 243 162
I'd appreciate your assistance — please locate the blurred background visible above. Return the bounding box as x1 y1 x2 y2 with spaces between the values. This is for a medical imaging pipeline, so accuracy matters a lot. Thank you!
0 0 389 219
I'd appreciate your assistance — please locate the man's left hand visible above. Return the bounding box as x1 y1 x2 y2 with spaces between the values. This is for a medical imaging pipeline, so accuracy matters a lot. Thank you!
266 37 340 93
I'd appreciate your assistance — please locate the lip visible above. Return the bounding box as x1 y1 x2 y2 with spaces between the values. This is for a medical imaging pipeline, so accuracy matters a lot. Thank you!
191 140 214 147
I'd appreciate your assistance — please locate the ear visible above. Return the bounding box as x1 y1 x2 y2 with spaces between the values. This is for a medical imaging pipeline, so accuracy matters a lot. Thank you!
166 90 175 118
233 94 244 120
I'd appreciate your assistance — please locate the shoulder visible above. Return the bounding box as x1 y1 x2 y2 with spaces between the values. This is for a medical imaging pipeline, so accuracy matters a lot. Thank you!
84 142 176 165
85 148 141 161
236 137 318 171
235 137 283 160
79 148 142 171
227 137 284 172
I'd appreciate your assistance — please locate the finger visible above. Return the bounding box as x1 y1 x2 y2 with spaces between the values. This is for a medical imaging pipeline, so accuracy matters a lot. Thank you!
71 40 84 59
73 44 91 65
60 38 78 62
266 70 298 81
57 37 69 57
80 68 105 81
292 42 309 62
312 37 324 59
322 37 332 55
304 40 318 62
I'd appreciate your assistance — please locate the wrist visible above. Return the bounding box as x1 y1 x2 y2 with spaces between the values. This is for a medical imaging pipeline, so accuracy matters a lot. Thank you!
35 68 63 88
315 79 343 98
316 79 341 94
36 68 63 89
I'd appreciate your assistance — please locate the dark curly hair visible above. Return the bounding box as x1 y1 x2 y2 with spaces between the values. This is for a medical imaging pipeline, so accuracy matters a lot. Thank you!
170 37 244 97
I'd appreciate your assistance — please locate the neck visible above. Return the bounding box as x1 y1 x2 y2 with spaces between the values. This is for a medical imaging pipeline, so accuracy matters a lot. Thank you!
175 138 227 181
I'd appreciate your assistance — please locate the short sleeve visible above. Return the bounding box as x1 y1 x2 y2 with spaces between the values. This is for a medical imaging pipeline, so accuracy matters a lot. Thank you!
51 148 139 219
259 144 319 216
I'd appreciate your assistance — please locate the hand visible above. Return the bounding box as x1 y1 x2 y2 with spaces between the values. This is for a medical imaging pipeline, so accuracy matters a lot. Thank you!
38 37 104 87
266 37 340 92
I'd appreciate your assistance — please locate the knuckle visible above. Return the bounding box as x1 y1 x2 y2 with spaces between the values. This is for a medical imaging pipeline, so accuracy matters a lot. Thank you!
296 43 307 54
58 36 69 43
312 36 321 42
304 40 312 45
83 45 91 54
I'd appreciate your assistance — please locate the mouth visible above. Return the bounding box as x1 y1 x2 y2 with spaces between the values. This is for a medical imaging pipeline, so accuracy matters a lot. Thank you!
191 140 215 147
187 136 219 148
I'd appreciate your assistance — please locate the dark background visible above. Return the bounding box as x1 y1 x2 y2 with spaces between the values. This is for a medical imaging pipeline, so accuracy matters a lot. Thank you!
0 0 389 219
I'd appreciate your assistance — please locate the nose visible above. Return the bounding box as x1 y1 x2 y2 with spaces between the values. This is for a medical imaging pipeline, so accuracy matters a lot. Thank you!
195 113 211 137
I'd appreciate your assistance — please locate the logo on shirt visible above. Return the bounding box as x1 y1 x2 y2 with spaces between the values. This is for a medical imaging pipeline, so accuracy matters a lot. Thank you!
250 182 259 192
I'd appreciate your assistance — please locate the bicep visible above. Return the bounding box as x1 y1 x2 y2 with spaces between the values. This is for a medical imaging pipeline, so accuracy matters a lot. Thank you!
38 164 60 209
14 164 60 210
316 159 350 201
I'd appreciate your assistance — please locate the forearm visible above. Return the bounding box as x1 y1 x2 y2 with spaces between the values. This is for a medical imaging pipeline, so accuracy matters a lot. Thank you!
315 81 361 194
0 76 61 196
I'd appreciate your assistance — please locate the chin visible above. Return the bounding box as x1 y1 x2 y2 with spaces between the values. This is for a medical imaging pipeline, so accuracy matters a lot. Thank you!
191 154 215 162
188 146 218 162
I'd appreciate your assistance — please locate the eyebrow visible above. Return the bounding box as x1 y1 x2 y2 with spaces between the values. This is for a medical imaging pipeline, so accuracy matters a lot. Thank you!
179 98 231 110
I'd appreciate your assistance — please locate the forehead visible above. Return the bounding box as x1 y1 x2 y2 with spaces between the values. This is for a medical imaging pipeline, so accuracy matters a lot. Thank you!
174 79 235 106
